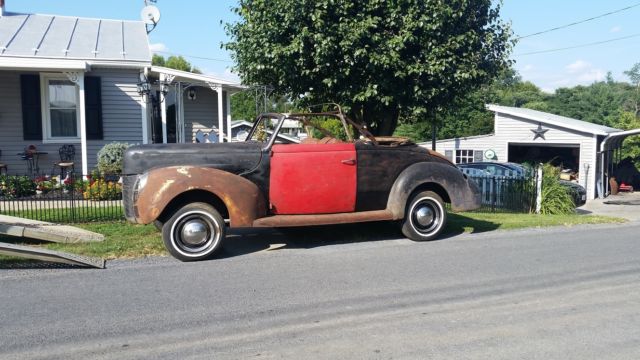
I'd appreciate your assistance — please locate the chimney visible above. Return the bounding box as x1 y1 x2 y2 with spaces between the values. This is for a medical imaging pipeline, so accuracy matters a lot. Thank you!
0 0 5 17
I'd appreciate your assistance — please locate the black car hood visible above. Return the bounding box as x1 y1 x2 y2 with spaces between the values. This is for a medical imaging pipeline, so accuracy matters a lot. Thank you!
123 142 263 175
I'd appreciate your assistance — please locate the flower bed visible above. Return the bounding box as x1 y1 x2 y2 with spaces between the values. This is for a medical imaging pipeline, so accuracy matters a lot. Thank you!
0 174 122 201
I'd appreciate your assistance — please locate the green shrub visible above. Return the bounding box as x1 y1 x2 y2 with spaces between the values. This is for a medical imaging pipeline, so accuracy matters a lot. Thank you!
540 164 576 215
0 175 36 199
97 142 130 174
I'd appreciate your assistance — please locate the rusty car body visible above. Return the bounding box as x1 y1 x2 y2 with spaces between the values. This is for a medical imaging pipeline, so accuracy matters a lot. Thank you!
122 105 481 261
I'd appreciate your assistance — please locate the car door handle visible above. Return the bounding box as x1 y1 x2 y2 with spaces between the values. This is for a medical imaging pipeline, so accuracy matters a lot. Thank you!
341 159 356 165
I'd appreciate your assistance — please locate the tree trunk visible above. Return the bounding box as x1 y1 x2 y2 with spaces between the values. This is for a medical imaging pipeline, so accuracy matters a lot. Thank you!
359 103 399 136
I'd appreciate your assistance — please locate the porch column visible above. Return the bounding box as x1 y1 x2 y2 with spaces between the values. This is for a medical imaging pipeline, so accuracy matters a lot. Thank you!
225 90 232 142
140 71 149 144
78 74 88 176
159 73 168 144
64 71 88 175
217 85 224 142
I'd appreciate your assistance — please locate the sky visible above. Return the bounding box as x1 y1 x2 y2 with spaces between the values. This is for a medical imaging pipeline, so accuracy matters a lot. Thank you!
7 0 640 93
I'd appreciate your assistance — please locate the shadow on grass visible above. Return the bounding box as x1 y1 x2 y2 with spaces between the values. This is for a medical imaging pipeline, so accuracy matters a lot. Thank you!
442 213 500 238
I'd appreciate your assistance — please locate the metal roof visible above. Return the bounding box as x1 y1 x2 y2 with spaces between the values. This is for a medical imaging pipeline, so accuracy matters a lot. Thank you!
486 104 621 136
0 12 150 63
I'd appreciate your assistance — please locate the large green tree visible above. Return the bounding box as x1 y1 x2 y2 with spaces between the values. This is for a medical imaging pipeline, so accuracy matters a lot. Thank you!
225 0 513 135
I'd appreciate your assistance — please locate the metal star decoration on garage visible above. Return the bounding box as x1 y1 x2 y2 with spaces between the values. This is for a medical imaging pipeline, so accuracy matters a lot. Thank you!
531 123 549 140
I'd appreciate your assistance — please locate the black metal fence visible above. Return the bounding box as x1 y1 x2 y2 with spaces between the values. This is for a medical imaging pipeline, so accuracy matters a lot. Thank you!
0 172 124 223
1 171 539 224
466 174 537 213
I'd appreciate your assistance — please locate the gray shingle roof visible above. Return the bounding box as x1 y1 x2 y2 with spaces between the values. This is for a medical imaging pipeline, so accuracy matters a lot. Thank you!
486 104 621 136
0 12 150 63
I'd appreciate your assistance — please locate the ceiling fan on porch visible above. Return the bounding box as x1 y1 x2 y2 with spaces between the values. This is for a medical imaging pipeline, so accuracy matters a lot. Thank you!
141 0 161 34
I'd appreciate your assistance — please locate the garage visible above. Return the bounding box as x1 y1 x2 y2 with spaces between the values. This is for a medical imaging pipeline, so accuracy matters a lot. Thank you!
508 143 580 173
431 104 625 200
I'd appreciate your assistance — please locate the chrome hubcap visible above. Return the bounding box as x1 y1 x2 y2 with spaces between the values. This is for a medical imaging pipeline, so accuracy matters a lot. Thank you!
170 210 222 256
409 197 442 236
415 206 434 227
181 220 209 246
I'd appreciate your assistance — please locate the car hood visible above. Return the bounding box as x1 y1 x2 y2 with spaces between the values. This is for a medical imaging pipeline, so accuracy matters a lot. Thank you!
122 142 264 175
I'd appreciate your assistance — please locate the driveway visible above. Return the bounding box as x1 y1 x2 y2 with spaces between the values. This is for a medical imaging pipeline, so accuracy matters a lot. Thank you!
580 191 640 221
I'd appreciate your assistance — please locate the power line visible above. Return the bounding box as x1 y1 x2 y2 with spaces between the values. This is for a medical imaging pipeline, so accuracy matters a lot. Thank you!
516 2 640 40
516 32 640 56
154 50 234 63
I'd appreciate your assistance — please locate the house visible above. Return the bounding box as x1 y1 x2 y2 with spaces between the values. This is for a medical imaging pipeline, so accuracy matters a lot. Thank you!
429 104 640 200
0 1 242 175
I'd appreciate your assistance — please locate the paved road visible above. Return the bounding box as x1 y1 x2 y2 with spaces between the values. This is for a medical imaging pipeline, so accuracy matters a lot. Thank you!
1 222 639 359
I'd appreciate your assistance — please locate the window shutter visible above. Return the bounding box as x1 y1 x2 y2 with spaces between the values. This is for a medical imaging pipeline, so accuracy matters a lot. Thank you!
473 150 484 162
84 76 103 140
444 150 453 162
20 74 43 141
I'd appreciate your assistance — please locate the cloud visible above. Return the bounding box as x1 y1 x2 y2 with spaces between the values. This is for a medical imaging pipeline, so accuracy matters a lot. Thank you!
566 60 591 74
610 25 622 33
565 60 605 82
541 60 606 89
522 64 534 72
149 43 168 53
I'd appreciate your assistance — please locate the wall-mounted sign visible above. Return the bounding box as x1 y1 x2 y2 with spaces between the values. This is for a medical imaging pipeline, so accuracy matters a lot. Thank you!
484 149 496 160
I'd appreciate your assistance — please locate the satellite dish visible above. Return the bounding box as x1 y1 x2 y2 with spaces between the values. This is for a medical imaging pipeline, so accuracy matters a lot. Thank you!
141 5 161 25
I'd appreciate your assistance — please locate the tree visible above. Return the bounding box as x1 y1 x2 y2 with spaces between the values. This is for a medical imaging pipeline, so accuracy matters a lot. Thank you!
225 0 513 136
152 54 201 74
624 62 640 116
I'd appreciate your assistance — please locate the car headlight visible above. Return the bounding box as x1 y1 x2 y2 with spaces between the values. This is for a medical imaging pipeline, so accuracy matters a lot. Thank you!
133 173 149 202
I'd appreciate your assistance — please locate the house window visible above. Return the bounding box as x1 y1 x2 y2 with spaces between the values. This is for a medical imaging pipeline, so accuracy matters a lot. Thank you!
41 75 80 142
456 149 475 164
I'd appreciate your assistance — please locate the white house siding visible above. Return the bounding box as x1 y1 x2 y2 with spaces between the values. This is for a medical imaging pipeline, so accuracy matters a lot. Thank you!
0 68 143 174
431 112 599 200
183 87 219 142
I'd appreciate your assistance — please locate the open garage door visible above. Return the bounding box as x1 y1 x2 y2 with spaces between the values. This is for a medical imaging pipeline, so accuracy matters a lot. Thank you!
508 143 580 173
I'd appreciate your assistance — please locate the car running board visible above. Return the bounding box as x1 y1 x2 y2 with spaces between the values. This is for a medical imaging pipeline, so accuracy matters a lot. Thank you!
253 209 394 227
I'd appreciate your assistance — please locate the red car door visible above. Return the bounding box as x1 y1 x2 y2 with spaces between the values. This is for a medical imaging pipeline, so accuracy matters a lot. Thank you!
269 143 357 214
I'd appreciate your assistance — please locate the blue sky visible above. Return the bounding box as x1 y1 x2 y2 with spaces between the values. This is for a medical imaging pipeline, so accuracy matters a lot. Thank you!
8 0 640 92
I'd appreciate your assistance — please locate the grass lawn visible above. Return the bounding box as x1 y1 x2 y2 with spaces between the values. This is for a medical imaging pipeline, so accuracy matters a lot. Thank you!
0 212 626 261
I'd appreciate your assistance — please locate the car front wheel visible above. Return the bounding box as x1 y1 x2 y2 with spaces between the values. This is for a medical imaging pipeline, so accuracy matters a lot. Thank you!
401 191 447 241
162 202 225 261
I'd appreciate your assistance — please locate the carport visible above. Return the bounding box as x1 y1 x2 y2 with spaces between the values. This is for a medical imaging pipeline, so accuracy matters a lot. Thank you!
598 128 640 198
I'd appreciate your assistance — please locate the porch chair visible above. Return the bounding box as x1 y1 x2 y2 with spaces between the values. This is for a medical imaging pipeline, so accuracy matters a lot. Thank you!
0 150 7 174
52 144 75 177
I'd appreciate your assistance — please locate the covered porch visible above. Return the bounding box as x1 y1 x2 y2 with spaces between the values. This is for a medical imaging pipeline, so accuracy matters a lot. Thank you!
141 66 244 145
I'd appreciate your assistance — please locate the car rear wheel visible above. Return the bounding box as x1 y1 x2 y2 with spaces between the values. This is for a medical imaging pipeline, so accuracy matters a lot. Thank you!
162 202 225 261
401 191 446 241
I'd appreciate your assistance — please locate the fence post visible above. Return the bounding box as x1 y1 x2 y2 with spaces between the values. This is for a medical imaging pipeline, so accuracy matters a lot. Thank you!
491 177 496 212
536 164 543 214
70 172 76 222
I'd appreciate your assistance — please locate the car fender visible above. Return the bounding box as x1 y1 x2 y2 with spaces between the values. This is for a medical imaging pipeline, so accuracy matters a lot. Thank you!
387 162 481 218
134 166 266 227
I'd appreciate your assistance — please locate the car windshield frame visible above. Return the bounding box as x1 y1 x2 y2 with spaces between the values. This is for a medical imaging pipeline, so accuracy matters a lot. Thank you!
246 104 379 151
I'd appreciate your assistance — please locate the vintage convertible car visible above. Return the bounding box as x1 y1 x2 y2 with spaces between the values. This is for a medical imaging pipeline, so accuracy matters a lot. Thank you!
122 105 481 261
